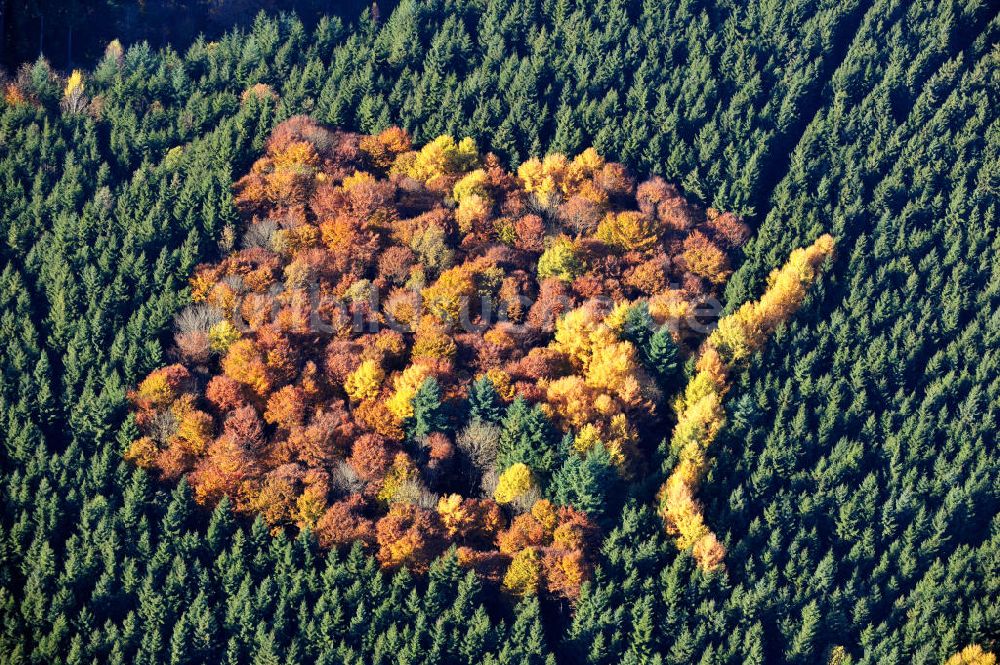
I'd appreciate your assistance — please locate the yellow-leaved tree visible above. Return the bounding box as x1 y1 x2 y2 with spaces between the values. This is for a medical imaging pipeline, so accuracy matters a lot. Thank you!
344 359 385 402
396 135 479 182
494 463 536 504
386 363 434 421
502 547 543 596
946 646 998 665
539 303 660 471
62 69 88 114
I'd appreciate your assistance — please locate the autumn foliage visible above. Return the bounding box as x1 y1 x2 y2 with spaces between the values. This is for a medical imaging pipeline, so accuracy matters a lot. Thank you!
127 117 748 598
658 234 834 571
946 646 998 665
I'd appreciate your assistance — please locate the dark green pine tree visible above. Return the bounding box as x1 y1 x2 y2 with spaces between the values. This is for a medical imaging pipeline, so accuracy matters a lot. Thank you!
551 87 583 156
742 622 766 665
250 516 272 574
499 597 551 665
65 634 85 665
550 443 622 528
497 397 531 466
31 352 58 427
460 606 496 663
169 611 192 665
424 549 463 617
668 627 696 664
625 593 655 662
467 376 504 424
161 478 193 543
251 625 282 665
206 496 235 555
498 397 559 479
620 303 681 392
620 301 654 349
223 632 244 665
187 590 220 662
411 377 448 439
644 328 681 391
786 600 821 663
450 569 483 630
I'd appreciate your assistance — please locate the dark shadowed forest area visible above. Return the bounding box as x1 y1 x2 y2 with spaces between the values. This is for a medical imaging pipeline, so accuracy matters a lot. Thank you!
0 0 389 70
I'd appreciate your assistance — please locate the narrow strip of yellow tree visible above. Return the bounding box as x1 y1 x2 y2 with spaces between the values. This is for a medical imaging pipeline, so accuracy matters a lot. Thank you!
658 234 836 570
946 645 998 665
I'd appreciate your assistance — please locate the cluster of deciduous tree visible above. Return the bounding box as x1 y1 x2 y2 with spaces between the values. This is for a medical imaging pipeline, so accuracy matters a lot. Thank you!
658 234 834 571
125 116 747 596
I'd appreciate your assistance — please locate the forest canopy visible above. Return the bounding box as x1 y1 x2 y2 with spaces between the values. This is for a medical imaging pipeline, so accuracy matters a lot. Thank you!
0 0 997 663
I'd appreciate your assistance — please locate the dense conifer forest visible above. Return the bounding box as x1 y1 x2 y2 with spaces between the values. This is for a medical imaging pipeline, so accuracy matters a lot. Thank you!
0 1 997 663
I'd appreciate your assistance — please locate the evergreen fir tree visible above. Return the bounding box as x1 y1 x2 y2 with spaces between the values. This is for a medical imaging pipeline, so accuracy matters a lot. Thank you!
644 328 681 391
206 496 235 555
467 376 504 424
169 612 192 665
500 597 550 665
498 397 559 480
550 443 621 527
161 478 193 542
411 377 448 439
621 302 654 349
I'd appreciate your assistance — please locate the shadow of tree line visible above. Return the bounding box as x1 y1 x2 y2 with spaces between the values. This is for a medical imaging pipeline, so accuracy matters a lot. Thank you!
1 0 394 72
